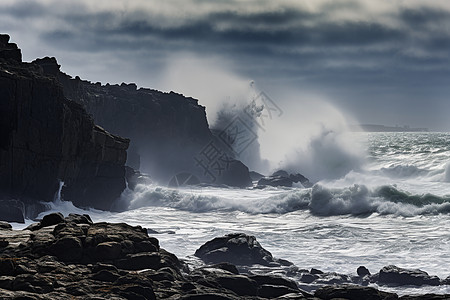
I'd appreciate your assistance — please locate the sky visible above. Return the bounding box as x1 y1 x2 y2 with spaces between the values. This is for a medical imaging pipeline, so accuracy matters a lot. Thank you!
2 0 450 130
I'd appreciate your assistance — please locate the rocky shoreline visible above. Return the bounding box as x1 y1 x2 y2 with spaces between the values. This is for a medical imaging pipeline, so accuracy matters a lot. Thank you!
0 213 449 300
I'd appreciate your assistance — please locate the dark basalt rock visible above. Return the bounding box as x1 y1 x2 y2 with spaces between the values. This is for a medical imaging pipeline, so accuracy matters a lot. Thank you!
257 170 311 188
0 222 12 230
33 56 253 188
378 265 440 286
0 36 129 212
0 34 21 62
194 233 292 267
249 171 265 181
40 213 65 228
216 159 252 188
357 265 371 277
314 284 398 300
1 213 450 299
399 295 450 300
0 200 24 223
258 176 294 187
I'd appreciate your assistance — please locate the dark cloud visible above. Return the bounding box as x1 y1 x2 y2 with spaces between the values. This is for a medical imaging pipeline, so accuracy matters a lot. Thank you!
2 0 450 130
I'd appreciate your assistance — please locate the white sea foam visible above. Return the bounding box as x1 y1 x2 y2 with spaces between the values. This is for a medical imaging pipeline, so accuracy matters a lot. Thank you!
121 181 450 218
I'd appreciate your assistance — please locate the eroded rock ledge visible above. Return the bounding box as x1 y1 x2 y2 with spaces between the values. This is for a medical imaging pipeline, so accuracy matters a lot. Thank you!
0 213 449 300
0 34 129 215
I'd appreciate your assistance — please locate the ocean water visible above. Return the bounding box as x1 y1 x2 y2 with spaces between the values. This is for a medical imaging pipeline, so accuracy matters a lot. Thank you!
16 132 450 295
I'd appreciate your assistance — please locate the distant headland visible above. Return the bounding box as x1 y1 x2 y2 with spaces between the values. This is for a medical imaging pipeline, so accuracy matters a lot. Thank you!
350 124 429 132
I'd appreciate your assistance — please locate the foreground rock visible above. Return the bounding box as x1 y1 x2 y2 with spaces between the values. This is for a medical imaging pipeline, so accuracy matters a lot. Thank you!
0 35 129 214
195 233 293 267
0 214 310 299
315 285 398 300
2 214 450 299
378 265 441 286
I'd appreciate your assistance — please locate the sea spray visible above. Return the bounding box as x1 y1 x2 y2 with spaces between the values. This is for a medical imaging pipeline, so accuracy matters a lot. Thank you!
160 54 365 178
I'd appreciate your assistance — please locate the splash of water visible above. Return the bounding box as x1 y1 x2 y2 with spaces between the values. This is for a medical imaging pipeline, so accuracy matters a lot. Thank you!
160 54 364 179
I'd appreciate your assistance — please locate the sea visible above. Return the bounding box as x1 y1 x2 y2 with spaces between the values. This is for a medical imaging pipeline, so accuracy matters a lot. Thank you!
13 132 450 296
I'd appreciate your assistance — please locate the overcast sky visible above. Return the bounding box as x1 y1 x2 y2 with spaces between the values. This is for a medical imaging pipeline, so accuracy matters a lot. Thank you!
2 0 450 130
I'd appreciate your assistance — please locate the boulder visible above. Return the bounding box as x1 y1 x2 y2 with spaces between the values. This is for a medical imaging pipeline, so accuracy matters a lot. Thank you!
40 213 65 228
216 159 252 188
194 233 292 267
378 265 440 286
0 200 24 223
315 285 398 300
357 266 371 277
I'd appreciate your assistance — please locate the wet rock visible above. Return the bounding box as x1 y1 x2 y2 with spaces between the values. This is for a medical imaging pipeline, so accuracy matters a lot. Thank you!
399 295 450 300
208 263 240 275
257 170 311 188
49 236 83 262
299 273 319 284
313 272 352 285
249 274 298 290
357 265 371 277
258 176 294 187
115 253 161 270
1 38 129 212
310 268 324 275
195 233 291 267
95 241 122 260
40 213 65 228
249 171 265 181
0 200 24 223
0 258 16 276
0 222 12 230
216 274 258 296
378 265 440 286
2 212 448 299
315 284 398 300
64 213 93 225
216 159 252 188
258 284 300 298
91 269 120 282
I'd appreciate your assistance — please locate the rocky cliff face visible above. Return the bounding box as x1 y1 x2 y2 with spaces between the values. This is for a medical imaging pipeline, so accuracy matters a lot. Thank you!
34 57 252 187
0 35 129 214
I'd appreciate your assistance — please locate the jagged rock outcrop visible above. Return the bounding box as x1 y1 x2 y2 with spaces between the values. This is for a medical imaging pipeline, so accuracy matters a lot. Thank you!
0 213 310 299
378 265 441 286
33 57 253 188
0 35 129 215
195 233 293 267
257 170 311 188
2 214 449 299
0 35 21 62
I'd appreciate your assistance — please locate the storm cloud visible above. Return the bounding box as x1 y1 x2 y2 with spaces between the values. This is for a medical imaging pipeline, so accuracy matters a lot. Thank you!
2 0 450 130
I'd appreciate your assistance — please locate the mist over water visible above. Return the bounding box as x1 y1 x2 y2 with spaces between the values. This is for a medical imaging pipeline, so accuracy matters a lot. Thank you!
160 55 364 178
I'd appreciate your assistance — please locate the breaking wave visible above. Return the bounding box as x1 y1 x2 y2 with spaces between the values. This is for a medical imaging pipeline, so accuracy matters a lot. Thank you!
124 183 450 218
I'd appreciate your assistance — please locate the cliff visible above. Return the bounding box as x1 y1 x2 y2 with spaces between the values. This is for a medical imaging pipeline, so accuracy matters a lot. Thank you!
0 35 129 215
34 57 252 187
